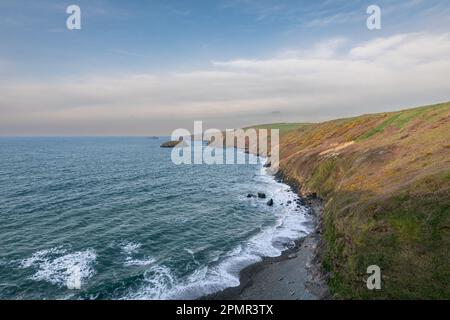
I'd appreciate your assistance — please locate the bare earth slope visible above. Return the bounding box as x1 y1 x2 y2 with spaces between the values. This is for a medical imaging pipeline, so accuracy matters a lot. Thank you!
276 102 450 299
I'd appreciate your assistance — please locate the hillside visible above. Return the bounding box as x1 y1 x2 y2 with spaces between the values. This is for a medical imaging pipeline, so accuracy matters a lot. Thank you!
243 123 313 136
273 102 450 299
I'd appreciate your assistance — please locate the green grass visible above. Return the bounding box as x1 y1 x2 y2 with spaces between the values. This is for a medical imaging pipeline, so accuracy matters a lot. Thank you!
388 212 422 243
357 103 448 141
307 158 339 196
245 123 312 136
356 113 402 141
393 107 429 128
323 172 450 299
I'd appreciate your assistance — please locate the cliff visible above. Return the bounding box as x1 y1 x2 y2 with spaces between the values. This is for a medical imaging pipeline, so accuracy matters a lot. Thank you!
271 102 450 298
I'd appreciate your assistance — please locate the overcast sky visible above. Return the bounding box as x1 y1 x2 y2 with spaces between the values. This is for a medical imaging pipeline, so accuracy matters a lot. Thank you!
1 0 449 136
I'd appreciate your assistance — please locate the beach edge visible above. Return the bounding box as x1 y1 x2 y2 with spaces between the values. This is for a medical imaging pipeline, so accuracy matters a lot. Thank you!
200 171 330 300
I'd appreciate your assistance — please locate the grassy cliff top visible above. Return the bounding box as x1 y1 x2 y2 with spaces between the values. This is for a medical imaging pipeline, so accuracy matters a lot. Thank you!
244 123 313 135
273 102 450 299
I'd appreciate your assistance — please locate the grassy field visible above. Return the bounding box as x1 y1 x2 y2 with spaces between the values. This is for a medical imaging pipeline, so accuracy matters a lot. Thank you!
274 102 450 299
244 123 312 136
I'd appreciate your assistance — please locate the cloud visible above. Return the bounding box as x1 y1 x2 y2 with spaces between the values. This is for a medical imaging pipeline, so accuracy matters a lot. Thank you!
1 32 449 135
349 33 450 63
306 11 363 28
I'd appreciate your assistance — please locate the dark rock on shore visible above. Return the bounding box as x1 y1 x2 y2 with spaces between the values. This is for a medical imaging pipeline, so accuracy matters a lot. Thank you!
307 192 318 200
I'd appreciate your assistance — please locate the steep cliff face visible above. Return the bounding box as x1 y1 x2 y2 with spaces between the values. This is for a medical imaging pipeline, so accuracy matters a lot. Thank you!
276 102 450 298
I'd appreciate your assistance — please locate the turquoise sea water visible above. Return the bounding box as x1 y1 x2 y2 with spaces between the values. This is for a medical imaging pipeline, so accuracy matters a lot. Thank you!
0 137 312 299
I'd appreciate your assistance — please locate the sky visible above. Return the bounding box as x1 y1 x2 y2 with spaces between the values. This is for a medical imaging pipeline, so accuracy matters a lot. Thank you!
0 0 450 136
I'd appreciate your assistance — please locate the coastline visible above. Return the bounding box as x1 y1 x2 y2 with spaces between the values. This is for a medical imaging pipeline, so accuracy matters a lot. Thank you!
201 169 329 300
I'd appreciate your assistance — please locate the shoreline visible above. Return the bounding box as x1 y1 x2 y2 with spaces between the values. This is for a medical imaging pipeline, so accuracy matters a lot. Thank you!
201 170 329 300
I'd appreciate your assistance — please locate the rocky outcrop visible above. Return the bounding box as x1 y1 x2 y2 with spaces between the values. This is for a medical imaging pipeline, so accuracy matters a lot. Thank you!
160 140 183 148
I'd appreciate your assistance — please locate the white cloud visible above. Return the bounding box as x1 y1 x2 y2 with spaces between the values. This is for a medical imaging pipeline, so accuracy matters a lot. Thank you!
306 11 363 28
350 33 450 62
1 32 449 135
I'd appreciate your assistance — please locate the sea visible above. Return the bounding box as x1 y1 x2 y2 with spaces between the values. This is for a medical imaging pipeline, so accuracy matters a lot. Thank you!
0 137 312 300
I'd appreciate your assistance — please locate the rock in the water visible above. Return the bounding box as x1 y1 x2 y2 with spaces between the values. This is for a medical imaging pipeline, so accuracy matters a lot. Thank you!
287 200 292 204
263 161 271 168
160 140 181 148
267 199 274 206
257 193 266 199
247 193 256 198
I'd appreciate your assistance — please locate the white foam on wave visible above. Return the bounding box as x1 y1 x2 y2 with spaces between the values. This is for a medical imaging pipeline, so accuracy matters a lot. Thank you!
122 264 176 300
19 246 96 290
184 248 202 266
172 161 311 299
120 241 155 267
123 154 314 300
121 241 141 255
124 257 156 267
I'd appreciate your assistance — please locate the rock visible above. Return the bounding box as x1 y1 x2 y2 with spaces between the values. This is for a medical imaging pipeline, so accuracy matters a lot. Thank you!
287 200 292 204
263 161 271 168
257 193 266 199
247 194 256 198
160 140 187 148
267 199 274 206
278 277 284 281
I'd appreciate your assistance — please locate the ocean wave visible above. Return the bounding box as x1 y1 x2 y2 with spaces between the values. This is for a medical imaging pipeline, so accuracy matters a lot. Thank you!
122 264 176 300
120 241 142 255
123 155 313 300
19 246 96 290
184 248 202 266
0 258 9 266
120 241 155 267
124 257 156 267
